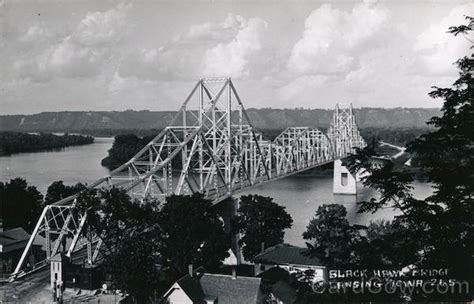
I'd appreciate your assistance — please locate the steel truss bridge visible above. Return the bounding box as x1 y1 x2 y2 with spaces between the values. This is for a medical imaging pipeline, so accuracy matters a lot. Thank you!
12 77 365 278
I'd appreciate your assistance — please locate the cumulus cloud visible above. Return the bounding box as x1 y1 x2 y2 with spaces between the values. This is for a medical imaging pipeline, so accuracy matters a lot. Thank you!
14 38 107 81
203 17 267 78
73 3 131 46
414 4 472 75
287 2 388 75
119 14 267 81
14 3 131 82
279 1 390 102
279 1 471 108
2 0 471 114
279 1 469 107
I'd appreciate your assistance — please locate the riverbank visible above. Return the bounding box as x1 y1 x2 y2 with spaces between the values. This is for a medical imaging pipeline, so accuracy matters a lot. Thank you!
0 132 94 156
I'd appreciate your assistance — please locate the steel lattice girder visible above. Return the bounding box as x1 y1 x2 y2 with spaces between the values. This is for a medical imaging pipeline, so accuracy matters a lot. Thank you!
12 78 365 278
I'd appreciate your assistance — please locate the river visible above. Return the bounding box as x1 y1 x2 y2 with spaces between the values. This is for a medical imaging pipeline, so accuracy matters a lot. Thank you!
0 138 432 246
0 137 113 194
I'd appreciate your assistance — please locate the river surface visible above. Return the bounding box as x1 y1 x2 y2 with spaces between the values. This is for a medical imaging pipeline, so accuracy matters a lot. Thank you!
0 137 113 194
0 138 432 246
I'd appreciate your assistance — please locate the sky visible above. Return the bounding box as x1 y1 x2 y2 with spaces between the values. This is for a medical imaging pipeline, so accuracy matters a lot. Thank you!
0 0 472 114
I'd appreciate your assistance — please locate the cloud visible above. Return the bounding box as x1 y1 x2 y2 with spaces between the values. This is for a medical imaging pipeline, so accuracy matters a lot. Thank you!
73 3 131 47
19 25 52 43
202 17 267 78
187 14 244 41
13 3 131 82
279 1 390 103
2 0 470 115
119 14 268 81
414 4 472 75
287 2 388 75
14 38 106 81
277 0 468 109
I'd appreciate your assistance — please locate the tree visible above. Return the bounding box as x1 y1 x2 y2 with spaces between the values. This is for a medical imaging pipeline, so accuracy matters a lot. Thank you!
339 16 473 300
360 219 421 269
0 178 43 232
300 206 426 302
76 191 231 301
294 15 473 304
303 204 363 268
406 16 474 278
157 194 230 279
101 134 154 170
44 180 86 206
76 187 162 302
233 195 293 261
302 203 421 269
0 132 93 155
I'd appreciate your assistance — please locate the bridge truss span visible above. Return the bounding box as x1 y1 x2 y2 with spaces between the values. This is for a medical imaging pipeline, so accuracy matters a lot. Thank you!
12 77 365 277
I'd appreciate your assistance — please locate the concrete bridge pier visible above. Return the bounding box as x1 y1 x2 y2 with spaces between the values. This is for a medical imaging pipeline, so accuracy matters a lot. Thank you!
333 159 357 195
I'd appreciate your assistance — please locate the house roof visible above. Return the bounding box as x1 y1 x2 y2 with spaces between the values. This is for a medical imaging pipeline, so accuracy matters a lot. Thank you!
200 273 262 304
253 244 323 266
173 272 262 304
0 227 30 246
176 275 205 303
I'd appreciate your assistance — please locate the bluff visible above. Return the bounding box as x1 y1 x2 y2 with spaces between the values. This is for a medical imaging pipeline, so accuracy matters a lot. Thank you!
0 108 440 132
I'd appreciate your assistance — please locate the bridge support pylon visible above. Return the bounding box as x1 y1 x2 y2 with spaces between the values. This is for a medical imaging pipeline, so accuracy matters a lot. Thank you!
333 159 357 195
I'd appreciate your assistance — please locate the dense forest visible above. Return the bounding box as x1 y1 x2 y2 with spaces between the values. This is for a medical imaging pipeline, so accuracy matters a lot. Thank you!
0 132 94 155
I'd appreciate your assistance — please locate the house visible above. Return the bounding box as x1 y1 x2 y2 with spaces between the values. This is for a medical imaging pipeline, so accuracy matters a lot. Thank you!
253 244 326 283
164 267 265 304
0 226 43 279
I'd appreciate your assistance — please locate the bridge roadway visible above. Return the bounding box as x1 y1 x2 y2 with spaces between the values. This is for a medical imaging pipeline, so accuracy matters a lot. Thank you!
11 77 366 279
380 141 407 159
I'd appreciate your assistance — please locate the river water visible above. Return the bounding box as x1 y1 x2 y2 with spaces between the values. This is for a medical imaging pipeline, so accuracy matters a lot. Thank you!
0 137 113 194
0 138 432 246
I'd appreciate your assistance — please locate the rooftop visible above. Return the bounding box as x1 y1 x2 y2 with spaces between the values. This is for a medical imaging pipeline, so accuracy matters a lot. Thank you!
200 273 262 304
0 227 44 253
176 275 205 303
0 227 30 246
253 244 323 267
173 272 263 304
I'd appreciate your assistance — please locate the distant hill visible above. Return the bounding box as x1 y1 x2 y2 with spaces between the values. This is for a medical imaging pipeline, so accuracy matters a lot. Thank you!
0 108 440 133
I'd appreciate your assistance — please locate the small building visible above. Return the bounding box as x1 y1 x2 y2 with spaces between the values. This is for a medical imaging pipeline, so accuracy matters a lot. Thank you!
253 244 326 283
49 250 105 291
0 227 43 279
164 267 265 304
